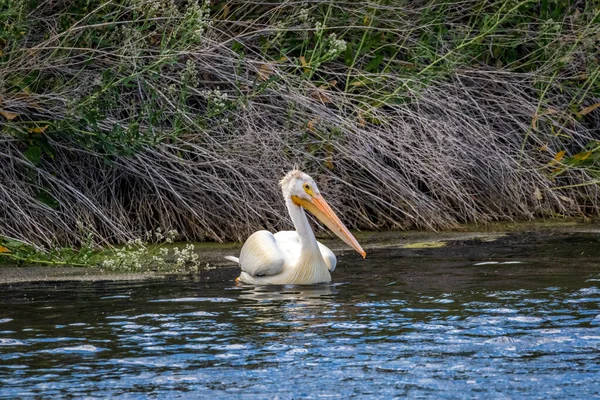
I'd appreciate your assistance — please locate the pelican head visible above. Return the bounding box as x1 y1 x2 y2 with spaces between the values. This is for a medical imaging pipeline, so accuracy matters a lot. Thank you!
280 170 366 258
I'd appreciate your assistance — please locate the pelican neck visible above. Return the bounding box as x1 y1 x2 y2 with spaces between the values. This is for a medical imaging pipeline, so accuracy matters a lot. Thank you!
285 196 319 253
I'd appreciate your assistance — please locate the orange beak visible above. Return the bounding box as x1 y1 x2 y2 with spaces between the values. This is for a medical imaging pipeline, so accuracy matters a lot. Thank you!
292 194 366 258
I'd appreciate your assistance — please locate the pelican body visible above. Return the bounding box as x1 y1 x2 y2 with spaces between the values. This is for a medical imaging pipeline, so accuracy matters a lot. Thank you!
227 170 366 285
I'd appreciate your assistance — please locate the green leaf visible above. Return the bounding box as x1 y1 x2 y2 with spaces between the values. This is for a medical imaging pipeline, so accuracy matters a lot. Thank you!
231 40 244 56
23 146 41 165
365 54 384 72
36 191 59 209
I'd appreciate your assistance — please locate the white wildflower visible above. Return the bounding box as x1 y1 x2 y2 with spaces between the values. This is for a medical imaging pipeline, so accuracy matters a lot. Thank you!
299 8 310 23
167 84 177 97
327 33 346 56
181 60 199 87
185 0 212 41
201 88 229 113
315 21 324 39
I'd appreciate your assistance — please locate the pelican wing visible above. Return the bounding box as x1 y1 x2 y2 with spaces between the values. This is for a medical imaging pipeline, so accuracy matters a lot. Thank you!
239 230 285 277
273 231 337 272
318 242 337 272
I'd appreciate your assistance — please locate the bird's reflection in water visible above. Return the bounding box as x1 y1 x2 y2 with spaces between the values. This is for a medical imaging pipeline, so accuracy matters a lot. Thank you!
238 283 337 305
236 284 342 328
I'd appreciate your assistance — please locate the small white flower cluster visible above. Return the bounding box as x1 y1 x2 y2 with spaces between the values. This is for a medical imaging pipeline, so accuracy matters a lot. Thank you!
327 33 347 56
315 22 324 38
173 243 200 270
101 258 118 270
181 60 199 87
127 238 145 248
272 20 286 43
152 246 169 269
101 238 146 271
185 0 212 42
167 84 178 97
146 227 178 243
101 228 180 271
200 88 229 113
165 229 178 244
125 238 147 270
298 7 312 23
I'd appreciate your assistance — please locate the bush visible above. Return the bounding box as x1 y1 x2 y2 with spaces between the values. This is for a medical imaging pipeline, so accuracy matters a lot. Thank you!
1 0 599 248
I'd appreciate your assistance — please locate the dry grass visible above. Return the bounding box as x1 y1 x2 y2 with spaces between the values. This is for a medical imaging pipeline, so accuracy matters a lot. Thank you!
1 0 599 248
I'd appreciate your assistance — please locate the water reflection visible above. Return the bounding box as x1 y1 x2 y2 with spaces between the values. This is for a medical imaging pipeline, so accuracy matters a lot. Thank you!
238 283 336 304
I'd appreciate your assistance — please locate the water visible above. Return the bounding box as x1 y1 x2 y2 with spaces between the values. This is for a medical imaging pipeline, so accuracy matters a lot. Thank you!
1 233 600 398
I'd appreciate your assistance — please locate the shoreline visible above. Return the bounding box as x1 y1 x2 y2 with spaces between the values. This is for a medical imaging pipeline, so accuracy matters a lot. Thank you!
1 220 598 284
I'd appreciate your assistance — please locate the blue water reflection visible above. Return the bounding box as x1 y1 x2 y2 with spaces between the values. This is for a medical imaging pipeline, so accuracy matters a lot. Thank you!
1 235 599 398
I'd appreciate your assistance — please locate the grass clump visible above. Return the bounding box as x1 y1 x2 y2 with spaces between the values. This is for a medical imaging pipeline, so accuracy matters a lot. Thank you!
0 0 599 251
0 227 204 272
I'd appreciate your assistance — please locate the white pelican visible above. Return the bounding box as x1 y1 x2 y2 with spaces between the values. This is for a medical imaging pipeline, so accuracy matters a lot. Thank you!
226 170 366 285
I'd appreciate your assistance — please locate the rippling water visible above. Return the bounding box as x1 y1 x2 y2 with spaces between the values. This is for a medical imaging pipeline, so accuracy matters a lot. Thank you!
1 233 599 398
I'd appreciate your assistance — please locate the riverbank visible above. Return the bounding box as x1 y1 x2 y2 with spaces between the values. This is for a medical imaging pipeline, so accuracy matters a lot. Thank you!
1 221 597 284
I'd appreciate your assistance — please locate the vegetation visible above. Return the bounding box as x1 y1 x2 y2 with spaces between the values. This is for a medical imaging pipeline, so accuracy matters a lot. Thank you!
0 228 204 271
1 0 599 256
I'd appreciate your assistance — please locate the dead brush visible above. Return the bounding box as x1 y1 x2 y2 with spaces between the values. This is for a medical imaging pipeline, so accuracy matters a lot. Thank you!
0 0 598 249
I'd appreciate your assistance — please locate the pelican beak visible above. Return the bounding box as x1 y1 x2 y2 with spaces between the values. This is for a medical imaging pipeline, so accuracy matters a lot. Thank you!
292 194 366 258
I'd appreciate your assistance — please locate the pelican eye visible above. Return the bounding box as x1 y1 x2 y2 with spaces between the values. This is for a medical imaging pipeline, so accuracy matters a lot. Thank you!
303 183 314 196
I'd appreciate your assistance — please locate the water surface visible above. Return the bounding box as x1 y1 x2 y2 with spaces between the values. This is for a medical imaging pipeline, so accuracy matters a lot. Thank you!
1 233 599 398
